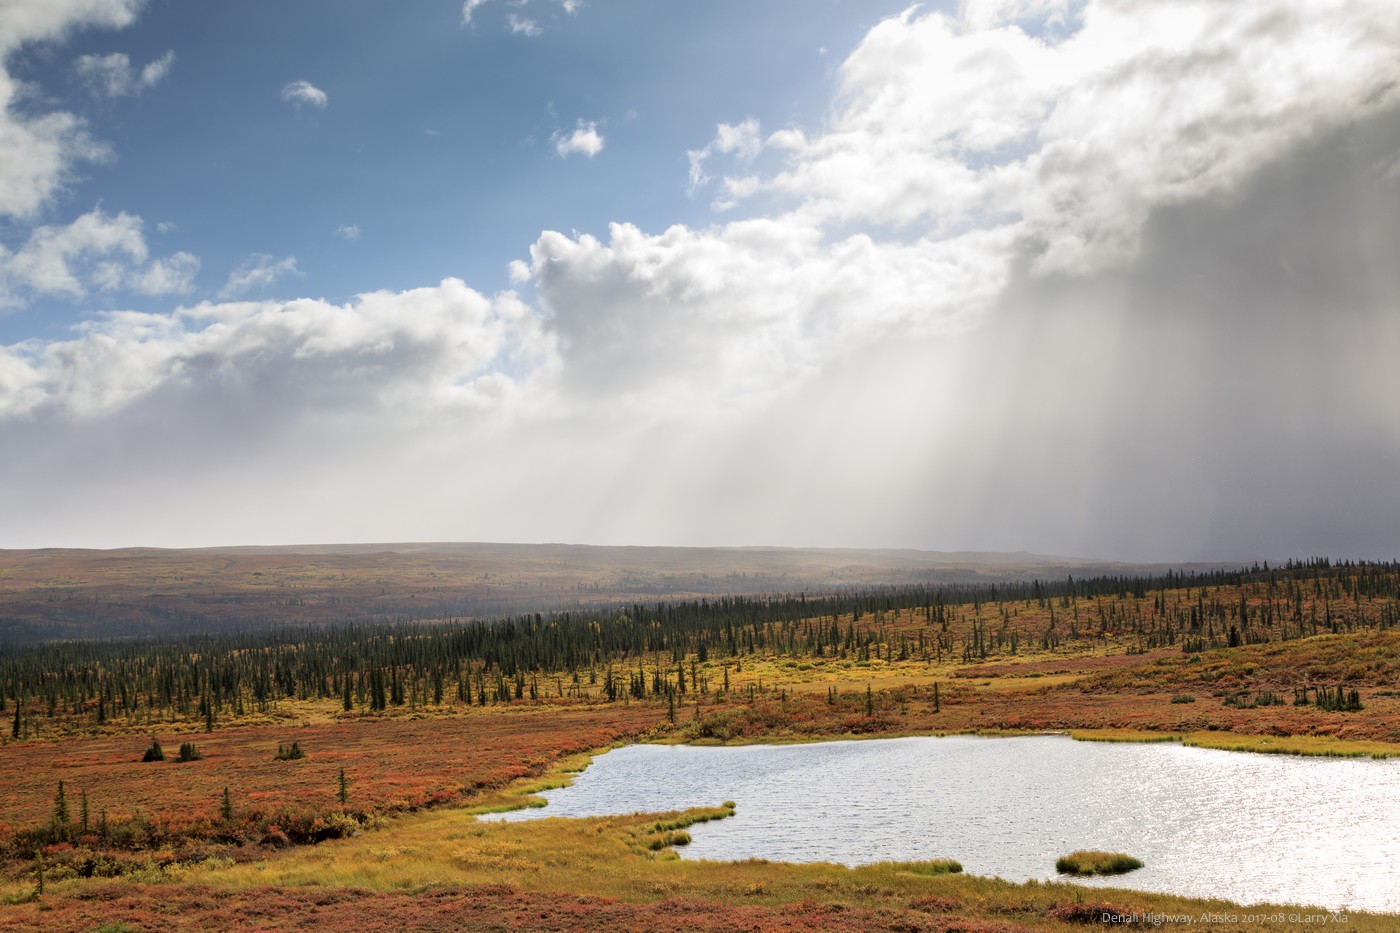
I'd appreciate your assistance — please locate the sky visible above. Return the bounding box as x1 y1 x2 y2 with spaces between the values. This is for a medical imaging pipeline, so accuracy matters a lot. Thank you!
0 0 1398 562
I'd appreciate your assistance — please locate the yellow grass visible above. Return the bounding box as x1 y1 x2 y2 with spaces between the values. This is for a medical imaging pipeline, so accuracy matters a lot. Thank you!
1181 731 1400 759
140 786 1391 931
1071 728 1400 759
1071 729 1184 744
974 674 1082 693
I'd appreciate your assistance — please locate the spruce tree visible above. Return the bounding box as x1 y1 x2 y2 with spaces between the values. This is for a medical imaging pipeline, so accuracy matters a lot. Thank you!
51 781 69 837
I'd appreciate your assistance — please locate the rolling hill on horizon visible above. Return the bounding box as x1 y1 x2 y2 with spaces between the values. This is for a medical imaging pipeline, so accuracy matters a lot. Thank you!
0 541 1242 642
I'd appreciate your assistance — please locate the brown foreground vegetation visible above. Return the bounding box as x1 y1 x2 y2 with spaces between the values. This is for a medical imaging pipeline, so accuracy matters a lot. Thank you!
2 559 1398 929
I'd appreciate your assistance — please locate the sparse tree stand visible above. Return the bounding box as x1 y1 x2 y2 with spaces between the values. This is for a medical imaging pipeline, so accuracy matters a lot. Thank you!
275 741 305 761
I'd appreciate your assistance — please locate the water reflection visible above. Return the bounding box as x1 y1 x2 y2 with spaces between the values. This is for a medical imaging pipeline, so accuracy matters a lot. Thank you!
490 735 1400 913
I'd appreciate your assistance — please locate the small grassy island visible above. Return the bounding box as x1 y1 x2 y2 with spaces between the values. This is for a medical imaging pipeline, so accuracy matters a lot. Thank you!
1056 850 1145 876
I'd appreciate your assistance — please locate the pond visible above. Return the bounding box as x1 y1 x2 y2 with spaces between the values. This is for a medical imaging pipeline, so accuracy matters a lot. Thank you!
488 734 1400 913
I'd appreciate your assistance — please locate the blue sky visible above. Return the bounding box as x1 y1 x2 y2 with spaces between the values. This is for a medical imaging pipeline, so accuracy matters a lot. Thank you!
3 0 910 342
2 0 1399 560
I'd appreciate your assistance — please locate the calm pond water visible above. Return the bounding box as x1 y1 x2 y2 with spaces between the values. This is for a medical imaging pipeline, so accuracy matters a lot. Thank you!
490 735 1400 913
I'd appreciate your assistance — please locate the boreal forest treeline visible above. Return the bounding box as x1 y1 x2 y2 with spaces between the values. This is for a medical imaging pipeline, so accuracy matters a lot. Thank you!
4 559 1399 738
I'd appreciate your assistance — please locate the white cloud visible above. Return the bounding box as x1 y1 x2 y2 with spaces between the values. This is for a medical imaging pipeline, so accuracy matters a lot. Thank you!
518 216 1011 416
74 52 132 96
219 254 301 298
75 49 173 97
0 279 549 421
686 117 763 198
335 224 362 241
461 0 488 25
763 1 1400 275
507 14 540 37
131 251 198 296
280 79 327 109
521 0 1400 419
155 220 177 234
553 119 603 158
139 49 174 85
463 0 580 31
0 0 145 220
764 128 806 151
0 208 198 305
712 175 761 212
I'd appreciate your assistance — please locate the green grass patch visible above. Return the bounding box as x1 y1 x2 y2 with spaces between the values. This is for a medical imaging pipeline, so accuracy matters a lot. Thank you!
1055 850 1143 876
889 858 963 876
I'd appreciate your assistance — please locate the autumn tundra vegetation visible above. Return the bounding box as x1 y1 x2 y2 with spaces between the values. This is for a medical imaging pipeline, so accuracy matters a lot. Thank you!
2 554 1399 930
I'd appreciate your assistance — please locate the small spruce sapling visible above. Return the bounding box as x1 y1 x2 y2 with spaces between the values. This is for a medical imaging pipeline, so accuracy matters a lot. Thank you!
141 736 165 762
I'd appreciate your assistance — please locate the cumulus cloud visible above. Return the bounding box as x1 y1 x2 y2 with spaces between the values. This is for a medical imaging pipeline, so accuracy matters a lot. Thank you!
219 254 301 298
130 251 198 295
0 208 197 305
761 0 1400 275
0 278 550 422
463 0 578 32
0 0 145 220
461 0 487 25
686 117 763 199
75 49 173 97
553 120 603 158
507 14 540 37
521 217 1007 411
280 79 327 109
